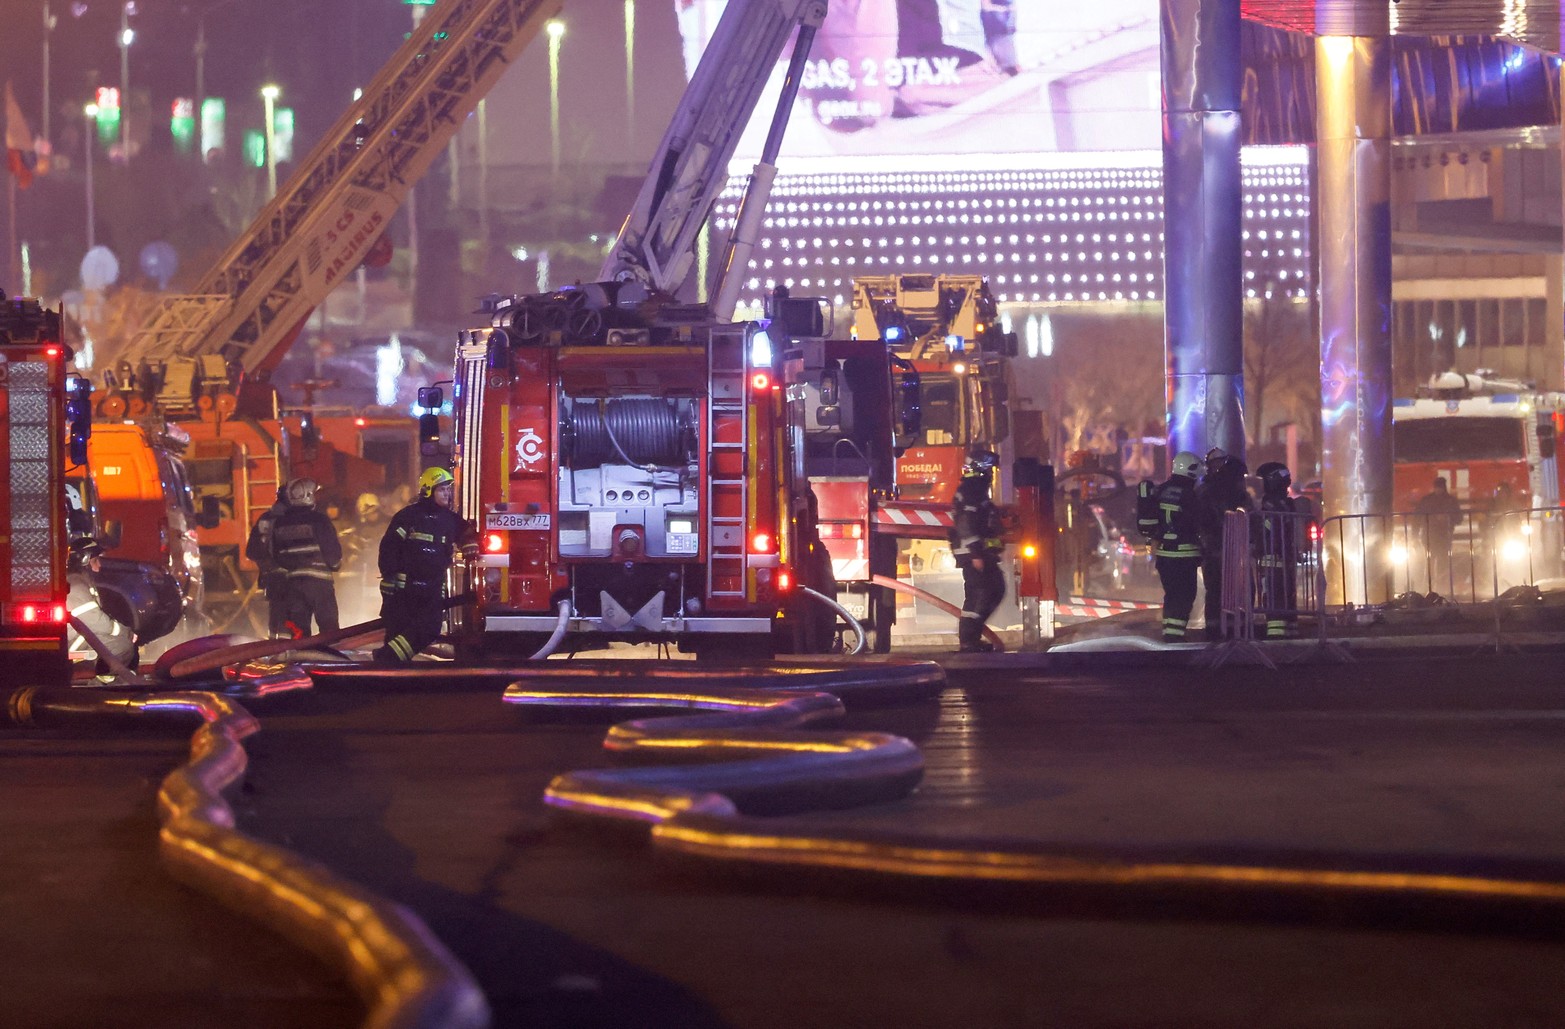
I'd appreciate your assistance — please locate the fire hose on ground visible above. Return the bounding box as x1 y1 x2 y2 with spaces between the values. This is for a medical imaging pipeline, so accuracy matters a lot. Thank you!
800 586 866 656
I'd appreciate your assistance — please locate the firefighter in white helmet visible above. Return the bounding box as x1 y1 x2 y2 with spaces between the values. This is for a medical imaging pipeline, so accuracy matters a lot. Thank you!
373 467 477 664
270 477 343 637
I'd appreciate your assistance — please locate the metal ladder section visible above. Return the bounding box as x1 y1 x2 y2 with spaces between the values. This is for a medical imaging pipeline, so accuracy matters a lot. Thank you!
118 0 562 379
706 328 749 600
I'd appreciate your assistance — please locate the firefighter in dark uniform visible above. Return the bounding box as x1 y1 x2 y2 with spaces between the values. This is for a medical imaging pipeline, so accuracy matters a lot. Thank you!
1143 451 1204 641
951 449 1006 653
373 467 476 664
1195 449 1252 639
1254 461 1300 638
271 477 343 637
244 486 290 637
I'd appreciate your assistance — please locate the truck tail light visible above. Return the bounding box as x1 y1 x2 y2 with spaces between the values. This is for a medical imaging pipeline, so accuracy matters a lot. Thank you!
750 372 771 392
777 569 793 592
1306 520 1321 543
483 532 506 553
4 603 67 625
750 531 774 554
1022 542 1038 559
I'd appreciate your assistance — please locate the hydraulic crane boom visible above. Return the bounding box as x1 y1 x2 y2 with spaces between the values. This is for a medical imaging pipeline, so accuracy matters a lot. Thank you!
599 0 825 315
117 0 562 381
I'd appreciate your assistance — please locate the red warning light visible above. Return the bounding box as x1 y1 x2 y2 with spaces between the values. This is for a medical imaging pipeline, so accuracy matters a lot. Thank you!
751 372 771 391
483 532 505 553
750 531 774 554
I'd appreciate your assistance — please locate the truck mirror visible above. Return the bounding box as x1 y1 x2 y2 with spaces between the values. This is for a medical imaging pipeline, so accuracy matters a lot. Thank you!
819 368 839 406
419 413 441 455
764 294 826 338
102 519 123 550
815 405 841 428
891 356 921 448
65 378 93 467
417 386 444 410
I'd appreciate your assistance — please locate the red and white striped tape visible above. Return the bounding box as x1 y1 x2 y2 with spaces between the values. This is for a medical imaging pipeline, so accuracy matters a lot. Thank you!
873 504 953 528
1053 596 1160 619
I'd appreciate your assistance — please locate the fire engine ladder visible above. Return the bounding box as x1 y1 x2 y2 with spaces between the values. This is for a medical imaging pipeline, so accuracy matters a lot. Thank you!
112 0 562 381
599 0 825 316
706 331 750 600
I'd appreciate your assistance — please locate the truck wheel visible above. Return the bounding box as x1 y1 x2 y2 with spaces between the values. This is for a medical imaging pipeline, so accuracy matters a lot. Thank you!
871 586 894 654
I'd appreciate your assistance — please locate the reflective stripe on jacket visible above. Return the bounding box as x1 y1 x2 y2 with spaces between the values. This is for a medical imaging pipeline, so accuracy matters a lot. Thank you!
1151 475 1201 558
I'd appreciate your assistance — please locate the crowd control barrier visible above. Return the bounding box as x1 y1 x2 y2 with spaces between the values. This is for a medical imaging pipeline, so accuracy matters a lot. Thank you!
1217 509 1327 650
1317 506 1565 607
1220 503 1565 655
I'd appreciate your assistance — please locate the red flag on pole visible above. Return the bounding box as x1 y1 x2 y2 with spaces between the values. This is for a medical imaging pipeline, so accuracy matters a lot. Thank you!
5 81 37 190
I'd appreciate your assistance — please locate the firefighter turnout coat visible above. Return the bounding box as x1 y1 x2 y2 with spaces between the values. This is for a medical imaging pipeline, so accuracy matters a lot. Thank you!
375 497 471 662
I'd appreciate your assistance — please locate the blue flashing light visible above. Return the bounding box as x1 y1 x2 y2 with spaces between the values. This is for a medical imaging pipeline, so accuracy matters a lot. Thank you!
1492 394 1520 404
945 334 966 353
1392 398 1414 407
884 326 903 342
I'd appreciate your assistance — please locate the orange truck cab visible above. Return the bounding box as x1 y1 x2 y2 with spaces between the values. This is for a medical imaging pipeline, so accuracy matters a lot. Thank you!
86 422 206 624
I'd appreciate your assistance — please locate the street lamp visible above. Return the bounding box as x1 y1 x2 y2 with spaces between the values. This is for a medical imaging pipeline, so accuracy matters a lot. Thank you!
43 2 57 145
623 0 634 148
83 103 97 250
261 83 279 198
193 0 243 109
546 18 565 176
118 2 134 156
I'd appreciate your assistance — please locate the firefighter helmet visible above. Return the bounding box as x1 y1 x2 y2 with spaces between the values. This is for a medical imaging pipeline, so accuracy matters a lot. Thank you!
1172 451 1204 478
286 478 318 507
419 467 455 497
1256 462 1292 492
962 449 999 479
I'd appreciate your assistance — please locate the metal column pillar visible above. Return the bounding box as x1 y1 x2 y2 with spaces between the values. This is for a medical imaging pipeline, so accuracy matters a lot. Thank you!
1160 0 1245 462
1316 31 1392 603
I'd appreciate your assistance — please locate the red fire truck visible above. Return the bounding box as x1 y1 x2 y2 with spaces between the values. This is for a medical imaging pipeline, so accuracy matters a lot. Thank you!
451 0 835 658
849 274 1018 504
0 294 78 683
1392 372 1565 511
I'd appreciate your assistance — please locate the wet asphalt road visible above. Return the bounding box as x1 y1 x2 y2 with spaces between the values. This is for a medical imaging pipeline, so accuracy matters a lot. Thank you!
7 651 1565 1028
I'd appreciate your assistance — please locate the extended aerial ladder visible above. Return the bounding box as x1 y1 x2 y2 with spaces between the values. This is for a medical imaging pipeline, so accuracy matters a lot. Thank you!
111 0 564 386
600 0 825 315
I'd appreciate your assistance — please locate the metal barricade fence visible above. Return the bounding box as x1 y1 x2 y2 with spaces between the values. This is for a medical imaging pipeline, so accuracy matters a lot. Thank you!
1318 505 1565 609
1218 508 1326 643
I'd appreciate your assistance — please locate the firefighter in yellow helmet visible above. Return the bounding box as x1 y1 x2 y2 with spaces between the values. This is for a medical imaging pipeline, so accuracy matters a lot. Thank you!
372 467 477 664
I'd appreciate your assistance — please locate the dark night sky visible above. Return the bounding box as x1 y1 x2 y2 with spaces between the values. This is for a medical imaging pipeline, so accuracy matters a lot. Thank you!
1 0 425 147
0 0 688 165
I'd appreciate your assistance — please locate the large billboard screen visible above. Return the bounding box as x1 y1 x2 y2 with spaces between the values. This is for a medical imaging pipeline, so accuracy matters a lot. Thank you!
676 0 1162 159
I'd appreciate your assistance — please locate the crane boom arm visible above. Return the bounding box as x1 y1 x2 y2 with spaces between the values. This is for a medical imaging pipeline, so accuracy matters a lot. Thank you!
599 0 825 299
119 0 563 379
